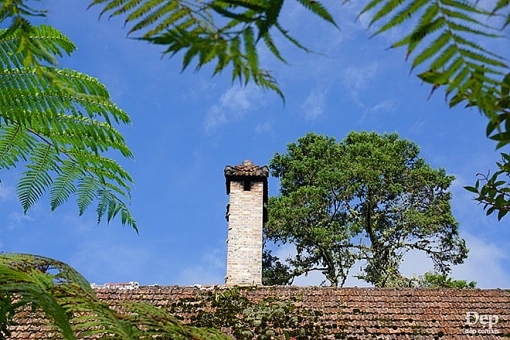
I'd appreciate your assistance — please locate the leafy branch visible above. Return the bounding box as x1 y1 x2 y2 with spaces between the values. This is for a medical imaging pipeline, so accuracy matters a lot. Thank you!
0 23 137 230
465 154 510 221
88 0 338 99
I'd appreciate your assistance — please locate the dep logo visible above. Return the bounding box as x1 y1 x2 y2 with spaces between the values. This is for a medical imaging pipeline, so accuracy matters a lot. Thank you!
465 312 499 334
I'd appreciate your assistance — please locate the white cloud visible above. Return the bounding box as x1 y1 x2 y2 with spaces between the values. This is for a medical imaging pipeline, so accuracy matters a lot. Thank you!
369 99 397 113
451 234 510 288
255 122 273 134
203 85 265 132
269 231 510 288
342 63 378 104
301 88 327 121
177 248 226 285
0 183 15 202
358 99 398 124
5 212 35 230
72 240 153 284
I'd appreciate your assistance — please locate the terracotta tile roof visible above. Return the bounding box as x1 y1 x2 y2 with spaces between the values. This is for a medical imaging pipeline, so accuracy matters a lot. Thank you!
8 286 510 339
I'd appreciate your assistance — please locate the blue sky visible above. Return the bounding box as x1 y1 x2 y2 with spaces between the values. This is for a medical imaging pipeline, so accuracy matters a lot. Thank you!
1 1 509 288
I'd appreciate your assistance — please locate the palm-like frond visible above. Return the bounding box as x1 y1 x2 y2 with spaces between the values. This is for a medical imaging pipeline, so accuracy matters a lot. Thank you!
0 24 137 230
88 0 338 99
360 0 510 218
0 253 230 339
361 0 509 103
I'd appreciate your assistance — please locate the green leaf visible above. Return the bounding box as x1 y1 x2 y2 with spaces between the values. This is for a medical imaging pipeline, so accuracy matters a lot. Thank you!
373 0 429 37
295 0 337 27
243 26 258 76
464 186 479 194
497 209 508 221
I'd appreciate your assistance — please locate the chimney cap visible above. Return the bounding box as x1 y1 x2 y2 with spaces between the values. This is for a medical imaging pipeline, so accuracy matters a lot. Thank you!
224 160 269 178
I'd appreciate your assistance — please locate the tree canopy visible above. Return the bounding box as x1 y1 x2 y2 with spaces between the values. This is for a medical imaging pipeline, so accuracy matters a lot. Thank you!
413 271 476 288
264 132 468 287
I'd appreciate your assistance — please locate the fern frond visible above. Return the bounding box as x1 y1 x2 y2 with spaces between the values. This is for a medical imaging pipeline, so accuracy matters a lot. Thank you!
275 22 310 52
244 27 258 76
144 4 186 37
2 253 227 339
358 0 385 21
261 30 286 63
447 21 501 38
390 3 440 52
209 4 256 23
446 66 469 96
0 256 77 340
490 0 510 28
17 144 58 211
89 0 336 98
124 0 166 22
410 29 448 70
363 0 508 109
76 176 100 216
1 68 131 126
0 124 36 169
442 0 488 16
430 44 456 70
127 0 177 35
1 70 132 158
0 25 76 69
50 160 82 211
367 0 406 28
95 185 137 232
452 34 505 61
1 24 136 229
459 48 506 69
81 156 133 192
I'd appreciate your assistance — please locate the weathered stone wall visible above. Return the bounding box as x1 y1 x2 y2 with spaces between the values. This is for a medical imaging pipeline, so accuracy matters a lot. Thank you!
226 180 264 285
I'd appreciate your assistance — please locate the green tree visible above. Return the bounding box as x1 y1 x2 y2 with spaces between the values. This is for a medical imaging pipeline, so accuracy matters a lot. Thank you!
262 248 293 286
264 132 468 287
413 271 477 288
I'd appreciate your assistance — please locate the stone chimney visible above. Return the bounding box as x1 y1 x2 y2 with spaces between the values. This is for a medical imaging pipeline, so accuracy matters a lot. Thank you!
224 159 268 285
